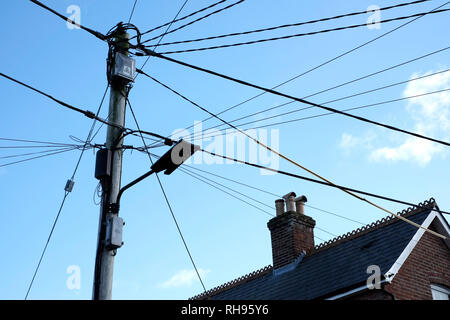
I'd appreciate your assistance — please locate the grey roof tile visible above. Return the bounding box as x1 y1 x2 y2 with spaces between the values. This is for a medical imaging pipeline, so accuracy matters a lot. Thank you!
208 208 432 300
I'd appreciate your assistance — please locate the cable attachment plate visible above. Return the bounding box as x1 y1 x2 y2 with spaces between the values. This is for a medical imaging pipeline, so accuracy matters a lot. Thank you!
107 203 120 214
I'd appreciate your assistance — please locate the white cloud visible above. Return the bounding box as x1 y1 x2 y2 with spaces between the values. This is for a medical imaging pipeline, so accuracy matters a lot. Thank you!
342 68 450 166
339 131 375 150
340 133 360 149
159 269 209 289
404 70 450 131
369 137 442 166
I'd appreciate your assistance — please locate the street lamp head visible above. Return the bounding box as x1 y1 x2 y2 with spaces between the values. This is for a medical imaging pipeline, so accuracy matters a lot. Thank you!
151 139 200 175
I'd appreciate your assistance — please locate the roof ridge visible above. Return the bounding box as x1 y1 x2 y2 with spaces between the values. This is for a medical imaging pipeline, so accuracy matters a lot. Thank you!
189 265 273 300
311 197 436 254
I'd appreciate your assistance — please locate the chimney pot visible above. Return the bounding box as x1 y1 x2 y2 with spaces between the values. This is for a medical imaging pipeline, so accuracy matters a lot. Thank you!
282 192 296 213
275 199 285 216
295 195 308 215
286 196 295 212
282 192 296 199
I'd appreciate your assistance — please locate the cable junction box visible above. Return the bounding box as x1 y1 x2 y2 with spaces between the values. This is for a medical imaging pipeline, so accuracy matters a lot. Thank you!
105 216 124 250
95 149 112 180
113 52 136 82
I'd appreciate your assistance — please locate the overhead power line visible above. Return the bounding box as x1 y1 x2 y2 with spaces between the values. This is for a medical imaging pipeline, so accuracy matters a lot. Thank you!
148 45 450 146
149 155 344 248
24 84 109 299
165 158 368 226
292 47 450 102
134 69 447 240
0 137 80 147
196 148 450 217
305 205 366 226
29 0 106 40
1 73 95 116
126 99 209 297
69 85 110 180
1 147 78 168
135 135 450 220
148 151 363 227
30 0 447 138
186 69 450 142
133 140 435 212
127 0 139 24
24 189 71 299
125 1 206 293
141 0 245 45
0 73 176 155
29 0 449 141
314 235 328 243
136 130 438 217
156 0 433 47
156 9 450 54
191 87 450 143
177 166 273 217
135 0 228 39
0 72 125 132
180 162 280 198
172 165 352 265
0 147 83 160
26 0 450 293
137 66 450 147
240 88 450 132
136 0 190 80
164 163 418 252
0 144 77 149
156 1 450 139
0 145 81 149
178 167 273 212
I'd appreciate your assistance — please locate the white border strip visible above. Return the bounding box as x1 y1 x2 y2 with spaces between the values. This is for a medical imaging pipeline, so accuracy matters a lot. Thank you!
327 280 387 300
328 208 449 299
384 208 449 282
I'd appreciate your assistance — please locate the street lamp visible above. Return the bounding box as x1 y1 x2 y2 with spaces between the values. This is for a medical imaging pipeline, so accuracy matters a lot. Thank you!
116 139 200 206
94 139 200 251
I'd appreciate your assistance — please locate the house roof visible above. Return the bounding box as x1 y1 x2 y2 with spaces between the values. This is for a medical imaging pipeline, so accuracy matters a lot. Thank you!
191 198 444 300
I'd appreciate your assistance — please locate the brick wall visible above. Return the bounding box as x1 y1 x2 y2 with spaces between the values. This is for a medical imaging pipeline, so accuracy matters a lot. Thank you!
348 289 393 300
385 223 450 300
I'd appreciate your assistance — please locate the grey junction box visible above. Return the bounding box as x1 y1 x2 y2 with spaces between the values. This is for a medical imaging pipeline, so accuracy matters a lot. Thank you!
105 216 124 250
113 52 136 82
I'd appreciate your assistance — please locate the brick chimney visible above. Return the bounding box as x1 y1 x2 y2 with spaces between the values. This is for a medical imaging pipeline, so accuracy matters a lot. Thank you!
267 192 316 269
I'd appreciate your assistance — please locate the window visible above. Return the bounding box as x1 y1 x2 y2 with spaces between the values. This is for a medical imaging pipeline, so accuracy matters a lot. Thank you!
431 284 450 300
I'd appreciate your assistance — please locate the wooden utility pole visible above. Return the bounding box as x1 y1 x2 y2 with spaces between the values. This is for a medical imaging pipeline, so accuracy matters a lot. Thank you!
93 28 131 300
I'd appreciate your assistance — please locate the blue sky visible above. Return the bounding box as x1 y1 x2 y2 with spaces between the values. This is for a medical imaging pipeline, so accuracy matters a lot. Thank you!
0 0 449 300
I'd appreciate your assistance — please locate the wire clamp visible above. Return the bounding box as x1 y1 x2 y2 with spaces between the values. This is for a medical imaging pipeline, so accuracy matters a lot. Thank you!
64 179 75 193
85 110 96 119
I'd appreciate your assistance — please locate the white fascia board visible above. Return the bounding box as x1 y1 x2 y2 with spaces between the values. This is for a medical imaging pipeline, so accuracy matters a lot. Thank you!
384 207 450 283
326 280 388 300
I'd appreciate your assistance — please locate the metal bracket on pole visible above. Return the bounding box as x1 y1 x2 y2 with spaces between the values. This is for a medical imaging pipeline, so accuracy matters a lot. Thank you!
107 203 120 214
